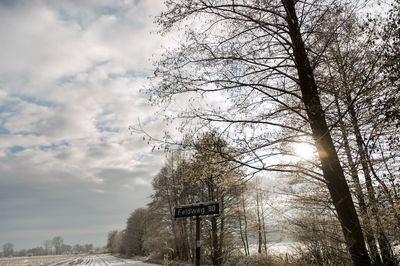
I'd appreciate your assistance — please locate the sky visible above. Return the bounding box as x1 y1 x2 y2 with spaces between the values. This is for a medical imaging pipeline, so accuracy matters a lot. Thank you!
0 0 170 250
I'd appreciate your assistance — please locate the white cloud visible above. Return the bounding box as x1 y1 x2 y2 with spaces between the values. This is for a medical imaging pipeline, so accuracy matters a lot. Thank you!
0 0 170 249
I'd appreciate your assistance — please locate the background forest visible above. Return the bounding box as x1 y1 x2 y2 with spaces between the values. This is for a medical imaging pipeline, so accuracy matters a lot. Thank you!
108 0 400 265
1 237 96 257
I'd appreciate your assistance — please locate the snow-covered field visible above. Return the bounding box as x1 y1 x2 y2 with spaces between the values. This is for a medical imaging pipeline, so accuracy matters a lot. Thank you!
0 254 159 266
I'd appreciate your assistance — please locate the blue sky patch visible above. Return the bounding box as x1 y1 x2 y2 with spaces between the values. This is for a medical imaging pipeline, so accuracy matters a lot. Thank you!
39 141 69 151
6 145 25 158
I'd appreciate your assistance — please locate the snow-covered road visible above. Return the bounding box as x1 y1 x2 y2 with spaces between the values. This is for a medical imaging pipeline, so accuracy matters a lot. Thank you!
0 254 160 266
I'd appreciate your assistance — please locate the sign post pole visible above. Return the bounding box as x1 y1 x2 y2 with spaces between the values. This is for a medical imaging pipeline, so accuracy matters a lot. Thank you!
196 215 200 266
174 202 219 266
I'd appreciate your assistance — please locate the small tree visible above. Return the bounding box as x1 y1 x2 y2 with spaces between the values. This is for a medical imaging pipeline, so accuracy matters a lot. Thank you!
124 208 156 256
44 240 53 255
52 236 64 255
2 243 14 257
107 230 125 254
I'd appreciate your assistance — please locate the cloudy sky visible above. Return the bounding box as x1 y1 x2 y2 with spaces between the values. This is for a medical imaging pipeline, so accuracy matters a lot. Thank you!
0 0 169 250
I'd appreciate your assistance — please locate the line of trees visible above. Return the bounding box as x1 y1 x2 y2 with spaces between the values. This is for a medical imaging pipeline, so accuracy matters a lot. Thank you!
111 0 399 265
110 128 399 265
1 237 96 257
108 133 287 265
138 0 399 265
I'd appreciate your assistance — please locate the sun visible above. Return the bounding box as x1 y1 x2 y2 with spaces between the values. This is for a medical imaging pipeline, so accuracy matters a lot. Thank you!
293 142 316 160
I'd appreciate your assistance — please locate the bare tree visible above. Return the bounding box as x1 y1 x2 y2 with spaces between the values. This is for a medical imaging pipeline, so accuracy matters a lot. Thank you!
2 243 14 257
150 152 194 261
107 230 125 254
149 132 245 265
43 240 53 255
150 0 375 264
313 5 399 264
52 236 64 255
237 185 250 256
124 208 152 256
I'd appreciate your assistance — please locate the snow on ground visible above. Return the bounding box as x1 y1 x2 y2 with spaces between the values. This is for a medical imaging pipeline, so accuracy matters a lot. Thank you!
247 242 299 256
267 242 298 255
0 253 160 266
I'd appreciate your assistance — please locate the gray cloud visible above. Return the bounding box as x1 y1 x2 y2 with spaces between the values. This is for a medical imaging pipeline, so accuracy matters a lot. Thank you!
0 0 169 250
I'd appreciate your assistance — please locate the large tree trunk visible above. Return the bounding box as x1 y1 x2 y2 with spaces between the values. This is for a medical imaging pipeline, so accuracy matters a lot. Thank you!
282 1 371 265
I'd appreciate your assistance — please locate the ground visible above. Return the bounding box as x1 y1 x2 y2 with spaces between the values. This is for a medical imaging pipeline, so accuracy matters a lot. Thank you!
0 253 160 266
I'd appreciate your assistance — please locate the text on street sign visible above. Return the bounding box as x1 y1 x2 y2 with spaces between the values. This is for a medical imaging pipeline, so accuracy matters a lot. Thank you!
174 202 219 218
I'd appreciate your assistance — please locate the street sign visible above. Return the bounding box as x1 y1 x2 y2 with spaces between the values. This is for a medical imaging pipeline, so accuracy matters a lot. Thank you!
174 202 219 266
174 202 219 218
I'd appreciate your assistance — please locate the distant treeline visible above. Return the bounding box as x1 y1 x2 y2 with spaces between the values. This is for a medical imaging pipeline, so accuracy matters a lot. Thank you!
1 236 99 257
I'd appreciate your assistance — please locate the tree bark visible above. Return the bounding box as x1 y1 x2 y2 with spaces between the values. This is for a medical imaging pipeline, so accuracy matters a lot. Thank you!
211 216 219 266
256 187 262 254
345 94 397 266
238 200 248 255
282 0 371 265
334 92 382 265
242 187 250 255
